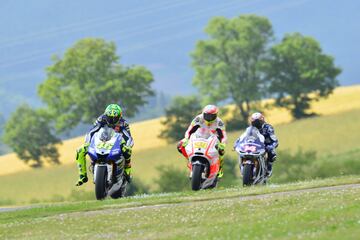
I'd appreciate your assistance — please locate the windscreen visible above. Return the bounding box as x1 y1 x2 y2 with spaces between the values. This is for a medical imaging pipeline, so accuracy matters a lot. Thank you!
194 127 212 139
239 127 264 143
98 126 115 142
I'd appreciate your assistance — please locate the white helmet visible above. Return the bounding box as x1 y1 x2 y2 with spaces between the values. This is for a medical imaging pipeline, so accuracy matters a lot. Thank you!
250 112 265 129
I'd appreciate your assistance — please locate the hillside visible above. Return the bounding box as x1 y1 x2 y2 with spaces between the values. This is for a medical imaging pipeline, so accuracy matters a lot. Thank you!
0 85 359 176
0 85 359 204
1 176 360 239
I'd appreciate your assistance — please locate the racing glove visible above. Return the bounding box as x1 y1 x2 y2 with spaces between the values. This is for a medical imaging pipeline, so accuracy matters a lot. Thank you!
122 145 132 155
182 138 189 147
124 165 132 183
217 143 226 156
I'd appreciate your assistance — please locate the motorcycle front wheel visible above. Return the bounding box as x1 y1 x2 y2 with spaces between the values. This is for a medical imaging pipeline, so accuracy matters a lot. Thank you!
191 164 203 191
95 166 108 200
243 164 254 186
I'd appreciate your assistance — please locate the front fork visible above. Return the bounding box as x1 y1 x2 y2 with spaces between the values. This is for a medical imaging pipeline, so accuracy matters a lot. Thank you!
239 159 257 177
92 159 124 184
93 164 113 184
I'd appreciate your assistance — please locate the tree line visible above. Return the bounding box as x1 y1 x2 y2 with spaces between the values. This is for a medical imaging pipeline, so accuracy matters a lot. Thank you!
1 14 341 165
160 15 341 142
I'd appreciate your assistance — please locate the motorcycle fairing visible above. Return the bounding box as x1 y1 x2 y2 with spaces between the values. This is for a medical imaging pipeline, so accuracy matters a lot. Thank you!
88 128 123 163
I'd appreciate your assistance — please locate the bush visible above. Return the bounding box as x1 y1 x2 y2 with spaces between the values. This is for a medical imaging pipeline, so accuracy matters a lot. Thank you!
272 149 317 183
127 178 150 196
314 148 360 178
155 165 189 192
271 148 360 183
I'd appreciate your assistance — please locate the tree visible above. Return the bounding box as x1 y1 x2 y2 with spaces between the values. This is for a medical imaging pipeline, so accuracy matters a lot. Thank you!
191 15 273 122
38 38 154 132
3 105 61 167
265 33 341 118
159 96 202 142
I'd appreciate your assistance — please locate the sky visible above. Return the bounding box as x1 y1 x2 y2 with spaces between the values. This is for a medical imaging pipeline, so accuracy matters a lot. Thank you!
0 0 359 114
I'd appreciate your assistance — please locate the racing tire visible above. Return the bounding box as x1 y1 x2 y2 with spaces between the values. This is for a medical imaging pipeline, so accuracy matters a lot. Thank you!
243 164 253 186
95 166 108 200
191 164 203 191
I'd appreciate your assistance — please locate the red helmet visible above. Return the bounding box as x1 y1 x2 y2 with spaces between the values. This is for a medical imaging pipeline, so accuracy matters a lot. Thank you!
250 112 265 129
203 105 218 123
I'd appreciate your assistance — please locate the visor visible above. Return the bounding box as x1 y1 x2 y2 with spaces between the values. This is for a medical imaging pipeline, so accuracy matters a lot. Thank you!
251 119 263 129
106 115 120 125
203 112 217 122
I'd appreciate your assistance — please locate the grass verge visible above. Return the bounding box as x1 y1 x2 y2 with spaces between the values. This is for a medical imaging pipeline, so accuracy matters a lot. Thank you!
1 175 359 239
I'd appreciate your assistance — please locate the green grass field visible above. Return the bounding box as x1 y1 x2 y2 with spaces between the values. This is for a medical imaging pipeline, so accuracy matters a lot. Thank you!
1 176 360 239
1 108 360 205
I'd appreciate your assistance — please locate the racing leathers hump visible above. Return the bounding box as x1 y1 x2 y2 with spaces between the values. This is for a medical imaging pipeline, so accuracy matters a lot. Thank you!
185 114 227 144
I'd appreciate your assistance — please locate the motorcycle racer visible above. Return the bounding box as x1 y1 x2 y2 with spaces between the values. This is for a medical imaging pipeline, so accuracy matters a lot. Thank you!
177 105 227 178
75 104 134 186
235 112 278 176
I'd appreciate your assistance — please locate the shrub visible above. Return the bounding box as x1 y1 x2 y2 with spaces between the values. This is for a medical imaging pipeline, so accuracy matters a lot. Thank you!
155 165 189 192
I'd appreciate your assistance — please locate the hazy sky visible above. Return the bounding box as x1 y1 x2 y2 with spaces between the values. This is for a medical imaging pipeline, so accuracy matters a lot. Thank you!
0 0 359 105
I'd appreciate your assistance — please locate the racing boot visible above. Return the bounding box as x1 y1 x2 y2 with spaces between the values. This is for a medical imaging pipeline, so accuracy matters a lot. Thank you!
266 161 273 177
124 160 132 183
217 143 226 179
217 154 225 179
266 150 277 177
75 143 89 186
122 144 133 183
187 162 192 179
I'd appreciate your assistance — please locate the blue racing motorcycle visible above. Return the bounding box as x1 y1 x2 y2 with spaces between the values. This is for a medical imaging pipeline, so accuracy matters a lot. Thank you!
88 126 127 200
234 126 268 186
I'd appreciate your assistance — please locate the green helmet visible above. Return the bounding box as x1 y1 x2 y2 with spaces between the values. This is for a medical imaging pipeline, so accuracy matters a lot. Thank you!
104 104 122 125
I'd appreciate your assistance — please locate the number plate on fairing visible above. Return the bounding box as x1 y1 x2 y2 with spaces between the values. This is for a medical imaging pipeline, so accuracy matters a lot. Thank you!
244 145 256 152
194 141 208 149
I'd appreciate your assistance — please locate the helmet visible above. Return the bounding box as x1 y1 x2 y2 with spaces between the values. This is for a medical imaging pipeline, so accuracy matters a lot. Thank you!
202 105 218 125
250 112 265 129
104 104 122 125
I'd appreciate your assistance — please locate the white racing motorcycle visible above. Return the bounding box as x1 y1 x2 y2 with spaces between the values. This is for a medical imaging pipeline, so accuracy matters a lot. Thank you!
184 128 221 191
